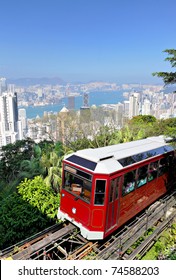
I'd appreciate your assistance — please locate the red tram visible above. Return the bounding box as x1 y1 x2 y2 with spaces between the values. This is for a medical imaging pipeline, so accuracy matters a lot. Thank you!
58 136 175 240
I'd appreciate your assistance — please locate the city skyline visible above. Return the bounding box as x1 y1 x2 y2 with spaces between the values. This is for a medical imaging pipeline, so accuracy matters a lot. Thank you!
0 0 176 84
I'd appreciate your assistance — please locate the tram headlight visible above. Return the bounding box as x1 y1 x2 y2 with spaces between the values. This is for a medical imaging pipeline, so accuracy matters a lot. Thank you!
72 207 76 214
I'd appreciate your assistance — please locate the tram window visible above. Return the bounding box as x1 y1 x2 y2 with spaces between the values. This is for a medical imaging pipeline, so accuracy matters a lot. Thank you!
122 171 136 196
109 177 120 202
158 157 169 177
64 170 92 203
109 180 114 202
94 180 106 205
137 165 148 188
148 161 158 182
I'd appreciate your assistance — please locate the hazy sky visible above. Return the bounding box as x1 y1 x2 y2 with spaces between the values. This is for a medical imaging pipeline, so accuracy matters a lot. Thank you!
0 0 176 83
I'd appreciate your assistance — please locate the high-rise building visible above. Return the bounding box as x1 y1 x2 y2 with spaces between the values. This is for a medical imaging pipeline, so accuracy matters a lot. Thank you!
123 100 130 117
18 108 27 137
0 90 22 148
115 103 124 127
129 93 140 119
142 99 151 115
57 106 69 143
68 95 75 110
0 77 7 95
80 92 90 122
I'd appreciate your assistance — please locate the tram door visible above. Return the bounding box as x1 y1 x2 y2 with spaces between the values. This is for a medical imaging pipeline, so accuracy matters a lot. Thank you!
106 178 120 231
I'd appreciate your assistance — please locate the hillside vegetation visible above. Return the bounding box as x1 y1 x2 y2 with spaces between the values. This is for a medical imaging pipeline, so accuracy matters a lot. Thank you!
0 115 176 258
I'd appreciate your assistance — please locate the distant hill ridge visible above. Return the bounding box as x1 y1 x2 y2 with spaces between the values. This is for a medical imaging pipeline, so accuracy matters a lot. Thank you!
7 77 66 87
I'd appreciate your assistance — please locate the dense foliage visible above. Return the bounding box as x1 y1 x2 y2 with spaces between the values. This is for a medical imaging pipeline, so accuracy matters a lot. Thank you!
0 138 44 196
0 192 50 249
0 176 60 250
142 223 176 260
17 176 60 220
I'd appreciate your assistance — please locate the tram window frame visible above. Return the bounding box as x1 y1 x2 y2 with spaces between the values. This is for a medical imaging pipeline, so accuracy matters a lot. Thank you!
109 180 114 202
115 177 120 199
63 169 92 203
148 161 158 182
122 170 136 196
137 165 148 188
94 180 106 205
158 157 169 177
109 177 120 202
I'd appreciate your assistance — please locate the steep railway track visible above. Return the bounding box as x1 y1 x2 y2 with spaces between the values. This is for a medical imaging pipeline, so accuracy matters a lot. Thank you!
1 190 176 260
95 192 176 260
0 223 62 257
0 223 78 260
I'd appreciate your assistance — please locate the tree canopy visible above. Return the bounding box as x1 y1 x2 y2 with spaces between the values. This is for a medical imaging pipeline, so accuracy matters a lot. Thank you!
153 49 176 86
0 176 60 249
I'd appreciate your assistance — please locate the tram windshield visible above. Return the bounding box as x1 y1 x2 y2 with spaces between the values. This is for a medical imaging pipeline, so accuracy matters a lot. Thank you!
63 165 92 203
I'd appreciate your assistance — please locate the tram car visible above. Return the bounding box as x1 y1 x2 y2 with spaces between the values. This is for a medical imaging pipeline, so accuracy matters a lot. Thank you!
58 136 175 240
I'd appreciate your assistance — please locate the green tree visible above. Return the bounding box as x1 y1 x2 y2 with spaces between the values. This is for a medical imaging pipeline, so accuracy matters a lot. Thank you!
38 140 55 155
0 139 35 183
42 151 62 193
69 137 92 151
127 116 166 140
0 192 50 249
40 141 72 193
153 49 176 87
130 115 157 125
93 126 117 147
162 118 176 137
0 140 47 197
19 157 44 180
17 176 60 220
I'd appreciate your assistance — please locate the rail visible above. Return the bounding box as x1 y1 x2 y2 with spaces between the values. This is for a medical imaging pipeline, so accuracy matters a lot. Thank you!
95 190 176 260
1 223 76 260
0 223 62 258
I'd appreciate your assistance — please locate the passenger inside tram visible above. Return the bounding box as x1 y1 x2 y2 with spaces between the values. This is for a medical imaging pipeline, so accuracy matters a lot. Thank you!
123 171 135 195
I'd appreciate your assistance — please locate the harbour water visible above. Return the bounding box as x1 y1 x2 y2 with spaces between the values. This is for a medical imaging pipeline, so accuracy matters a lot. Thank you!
22 90 126 119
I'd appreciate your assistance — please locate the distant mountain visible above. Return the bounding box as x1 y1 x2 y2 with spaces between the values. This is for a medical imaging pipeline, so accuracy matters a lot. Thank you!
7 77 66 87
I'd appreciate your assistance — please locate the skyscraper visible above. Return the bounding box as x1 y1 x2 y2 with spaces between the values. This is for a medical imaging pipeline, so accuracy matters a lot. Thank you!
68 95 75 110
0 90 22 148
142 98 151 115
0 77 7 95
129 93 140 119
123 100 130 117
80 92 90 122
18 108 27 138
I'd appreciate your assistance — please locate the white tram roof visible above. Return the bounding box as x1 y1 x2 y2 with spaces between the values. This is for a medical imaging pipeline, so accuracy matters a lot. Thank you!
64 136 174 174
